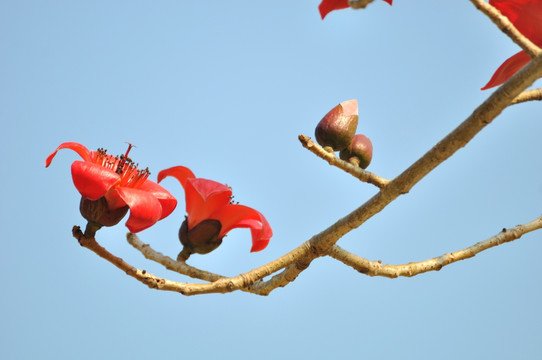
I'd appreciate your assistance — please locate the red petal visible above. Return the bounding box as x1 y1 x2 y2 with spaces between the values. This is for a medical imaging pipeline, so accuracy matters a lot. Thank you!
139 180 177 220
319 0 392 18
71 161 120 200
104 185 128 210
158 166 232 228
157 166 196 188
184 178 232 229
45 142 91 167
188 178 231 202
112 187 162 233
319 0 349 19
490 0 542 45
481 50 531 90
212 204 273 252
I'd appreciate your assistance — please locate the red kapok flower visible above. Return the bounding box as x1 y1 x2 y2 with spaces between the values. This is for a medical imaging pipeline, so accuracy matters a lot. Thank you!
46 142 177 234
319 0 392 20
158 166 273 259
481 0 542 90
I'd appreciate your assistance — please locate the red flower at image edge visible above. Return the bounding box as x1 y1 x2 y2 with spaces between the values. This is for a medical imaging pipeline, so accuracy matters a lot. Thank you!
319 0 392 20
46 142 177 233
158 166 272 253
482 0 542 90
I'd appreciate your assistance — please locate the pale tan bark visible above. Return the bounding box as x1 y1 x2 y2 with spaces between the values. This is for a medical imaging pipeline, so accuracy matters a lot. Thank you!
328 216 542 278
511 88 542 104
70 2 542 296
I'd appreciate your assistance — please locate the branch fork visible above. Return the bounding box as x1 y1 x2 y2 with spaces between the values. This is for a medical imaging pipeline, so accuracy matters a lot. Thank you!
68 2 542 296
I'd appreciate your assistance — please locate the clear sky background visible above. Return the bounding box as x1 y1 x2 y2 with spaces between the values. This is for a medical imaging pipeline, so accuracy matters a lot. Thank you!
2 1 541 359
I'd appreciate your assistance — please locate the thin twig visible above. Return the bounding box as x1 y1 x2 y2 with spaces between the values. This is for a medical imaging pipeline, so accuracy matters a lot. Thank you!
127 233 277 295
73 226 189 293
469 0 541 58
298 134 390 188
511 88 542 104
127 233 227 282
328 215 542 277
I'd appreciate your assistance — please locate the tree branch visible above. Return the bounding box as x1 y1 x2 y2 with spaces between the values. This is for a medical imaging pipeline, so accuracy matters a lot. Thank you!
511 88 542 105
299 134 390 188
127 233 226 282
73 226 191 293
127 231 313 296
127 233 282 295
250 54 542 294
76 54 542 296
75 226 291 295
469 0 542 58
328 215 542 278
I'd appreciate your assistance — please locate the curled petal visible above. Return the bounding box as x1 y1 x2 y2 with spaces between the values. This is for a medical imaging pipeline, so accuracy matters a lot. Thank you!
104 185 128 210
158 166 196 188
46 142 91 167
481 50 532 90
188 178 232 203
139 180 177 220
159 166 231 228
112 187 162 233
184 178 232 228
213 204 273 252
235 217 272 252
319 0 349 19
71 161 119 200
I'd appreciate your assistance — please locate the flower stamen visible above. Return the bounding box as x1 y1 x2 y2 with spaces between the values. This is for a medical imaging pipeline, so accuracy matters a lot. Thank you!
92 145 150 189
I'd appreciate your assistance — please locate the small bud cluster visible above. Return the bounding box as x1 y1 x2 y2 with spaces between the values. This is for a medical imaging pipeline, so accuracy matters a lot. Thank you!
315 99 373 169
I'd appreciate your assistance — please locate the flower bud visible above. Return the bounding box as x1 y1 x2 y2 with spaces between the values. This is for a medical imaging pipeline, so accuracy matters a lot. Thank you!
178 218 223 257
79 197 129 227
339 134 373 169
315 99 358 151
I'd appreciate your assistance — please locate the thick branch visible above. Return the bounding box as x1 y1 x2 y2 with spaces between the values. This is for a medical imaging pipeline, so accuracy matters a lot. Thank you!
299 134 390 188
511 88 542 104
312 55 542 254
328 215 542 277
253 54 542 294
469 0 541 58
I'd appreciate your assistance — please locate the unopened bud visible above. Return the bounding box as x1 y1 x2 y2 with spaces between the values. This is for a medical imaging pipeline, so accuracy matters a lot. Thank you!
315 99 359 151
339 134 373 169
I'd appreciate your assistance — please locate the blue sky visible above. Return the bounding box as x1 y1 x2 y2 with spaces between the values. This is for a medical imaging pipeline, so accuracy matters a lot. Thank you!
2 1 541 359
